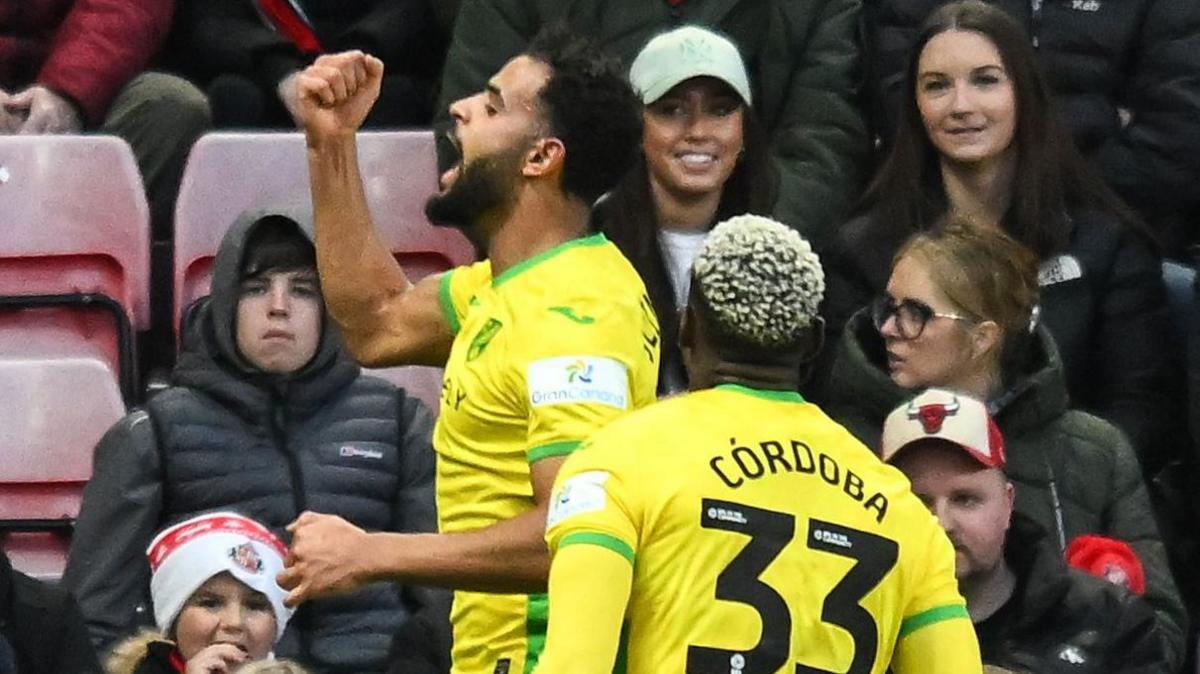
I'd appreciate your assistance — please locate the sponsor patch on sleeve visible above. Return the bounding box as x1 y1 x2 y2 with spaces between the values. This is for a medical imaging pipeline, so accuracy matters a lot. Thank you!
1038 254 1083 286
547 471 610 528
528 356 629 410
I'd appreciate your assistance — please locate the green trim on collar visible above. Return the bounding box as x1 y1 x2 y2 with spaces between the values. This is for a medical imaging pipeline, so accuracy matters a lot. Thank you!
714 383 805 403
492 233 608 288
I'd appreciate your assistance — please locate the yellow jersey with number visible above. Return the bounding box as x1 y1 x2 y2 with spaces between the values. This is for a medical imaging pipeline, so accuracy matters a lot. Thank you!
434 233 660 674
543 384 978 674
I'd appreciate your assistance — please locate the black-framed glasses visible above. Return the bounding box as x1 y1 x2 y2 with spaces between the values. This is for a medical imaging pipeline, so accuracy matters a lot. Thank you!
871 295 973 339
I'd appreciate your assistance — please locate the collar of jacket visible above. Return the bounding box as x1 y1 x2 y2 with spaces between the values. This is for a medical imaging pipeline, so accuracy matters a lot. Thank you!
1002 512 1074 629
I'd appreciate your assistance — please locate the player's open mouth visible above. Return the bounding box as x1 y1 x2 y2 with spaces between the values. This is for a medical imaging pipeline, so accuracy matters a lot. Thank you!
440 129 464 192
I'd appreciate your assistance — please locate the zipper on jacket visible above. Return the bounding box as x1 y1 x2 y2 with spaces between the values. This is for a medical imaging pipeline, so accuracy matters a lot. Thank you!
1028 0 1043 48
269 393 309 517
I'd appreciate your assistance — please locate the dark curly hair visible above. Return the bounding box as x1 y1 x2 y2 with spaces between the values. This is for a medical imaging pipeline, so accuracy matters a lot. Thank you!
525 25 643 205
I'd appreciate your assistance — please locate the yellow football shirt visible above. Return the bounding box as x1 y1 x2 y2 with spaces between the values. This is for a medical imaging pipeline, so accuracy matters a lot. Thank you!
540 384 979 674
434 232 660 674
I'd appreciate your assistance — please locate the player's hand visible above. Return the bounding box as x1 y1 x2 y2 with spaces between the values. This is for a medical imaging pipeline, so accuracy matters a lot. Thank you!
8 86 82 134
278 511 371 606
184 643 248 673
290 50 383 142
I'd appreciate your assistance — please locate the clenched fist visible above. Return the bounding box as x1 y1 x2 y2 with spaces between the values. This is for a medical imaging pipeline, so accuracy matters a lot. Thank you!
290 50 384 143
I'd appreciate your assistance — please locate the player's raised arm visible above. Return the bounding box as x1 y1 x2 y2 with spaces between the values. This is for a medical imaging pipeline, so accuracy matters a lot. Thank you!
291 51 454 367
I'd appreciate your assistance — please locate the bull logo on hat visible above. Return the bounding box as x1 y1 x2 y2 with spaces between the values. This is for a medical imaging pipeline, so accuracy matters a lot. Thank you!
908 397 960 434
229 542 264 574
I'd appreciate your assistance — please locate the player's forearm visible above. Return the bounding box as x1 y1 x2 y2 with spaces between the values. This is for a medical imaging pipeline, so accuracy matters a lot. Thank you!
306 133 414 347
535 545 632 674
361 506 552 593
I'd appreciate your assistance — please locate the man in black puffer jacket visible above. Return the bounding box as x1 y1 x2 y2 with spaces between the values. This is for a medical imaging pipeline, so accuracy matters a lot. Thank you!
882 390 1171 673
63 209 445 674
864 0 1200 254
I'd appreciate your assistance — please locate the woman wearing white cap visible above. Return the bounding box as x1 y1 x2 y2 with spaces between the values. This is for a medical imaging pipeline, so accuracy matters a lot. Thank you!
596 25 777 396
105 513 294 674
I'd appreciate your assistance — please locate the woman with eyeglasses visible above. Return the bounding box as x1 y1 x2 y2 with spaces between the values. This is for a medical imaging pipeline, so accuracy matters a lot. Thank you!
819 0 1179 476
824 219 1185 667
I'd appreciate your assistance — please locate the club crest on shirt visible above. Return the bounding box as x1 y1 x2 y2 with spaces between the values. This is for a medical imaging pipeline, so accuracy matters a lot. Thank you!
228 543 263 574
467 318 503 361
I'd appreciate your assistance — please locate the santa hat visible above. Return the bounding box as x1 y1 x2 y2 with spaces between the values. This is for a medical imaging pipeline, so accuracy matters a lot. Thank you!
147 512 294 640
1065 535 1146 595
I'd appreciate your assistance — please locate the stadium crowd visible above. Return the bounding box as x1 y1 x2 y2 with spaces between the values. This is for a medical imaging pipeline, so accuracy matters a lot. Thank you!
2 0 1200 672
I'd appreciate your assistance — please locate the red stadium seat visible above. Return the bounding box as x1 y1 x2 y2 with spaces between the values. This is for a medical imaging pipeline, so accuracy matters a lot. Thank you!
174 131 474 413
0 136 151 402
0 319 126 580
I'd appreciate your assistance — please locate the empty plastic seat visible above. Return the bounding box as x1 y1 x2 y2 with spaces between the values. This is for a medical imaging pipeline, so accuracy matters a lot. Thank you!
174 131 475 414
0 136 151 402
0 322 126 580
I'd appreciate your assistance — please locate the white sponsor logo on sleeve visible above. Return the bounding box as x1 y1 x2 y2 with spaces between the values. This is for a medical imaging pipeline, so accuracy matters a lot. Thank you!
528 356 629 410
547 471 610 528
1038 254 1083 286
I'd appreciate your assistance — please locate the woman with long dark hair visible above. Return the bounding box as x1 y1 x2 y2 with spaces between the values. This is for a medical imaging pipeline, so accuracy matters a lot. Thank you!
595 25 777 394
821 0 1178 471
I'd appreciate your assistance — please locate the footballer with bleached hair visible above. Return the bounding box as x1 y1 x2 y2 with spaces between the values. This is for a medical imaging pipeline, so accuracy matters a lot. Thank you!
534 214 983 674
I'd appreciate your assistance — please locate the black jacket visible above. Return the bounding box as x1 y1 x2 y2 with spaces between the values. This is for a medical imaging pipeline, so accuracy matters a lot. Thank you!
978 515 1170 673
63 210 441 674
825 310 1187 667
864 0 1200 250
821 208 1181 474
0 553 102 674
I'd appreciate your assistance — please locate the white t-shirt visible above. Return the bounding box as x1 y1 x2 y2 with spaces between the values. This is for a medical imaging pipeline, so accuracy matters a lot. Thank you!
658 228 710 309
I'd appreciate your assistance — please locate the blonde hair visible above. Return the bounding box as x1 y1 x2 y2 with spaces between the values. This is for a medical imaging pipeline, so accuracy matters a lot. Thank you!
896 216 1040 372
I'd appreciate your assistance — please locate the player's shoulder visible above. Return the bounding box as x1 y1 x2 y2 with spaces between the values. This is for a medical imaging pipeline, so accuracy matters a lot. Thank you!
583 392 697 448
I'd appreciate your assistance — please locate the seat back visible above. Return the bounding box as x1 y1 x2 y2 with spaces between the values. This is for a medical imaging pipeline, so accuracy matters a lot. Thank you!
0 136 151 328
174 131 475 334
0 316 126 579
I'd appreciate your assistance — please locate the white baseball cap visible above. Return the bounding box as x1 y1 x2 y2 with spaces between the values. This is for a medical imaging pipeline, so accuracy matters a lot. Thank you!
880 389 1006 468
629 25 753 106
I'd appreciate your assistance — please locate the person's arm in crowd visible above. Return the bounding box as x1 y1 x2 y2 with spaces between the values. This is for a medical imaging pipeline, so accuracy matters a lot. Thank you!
62 411 163 649
1090 225 1179 471
292 51 456 367
279 455 566 603
432 0 537 170
1102 429 1187 669
1089 0 1200 225
31 0 173 128
767 0 871 250
532 544 632 674
1101 587 1175 674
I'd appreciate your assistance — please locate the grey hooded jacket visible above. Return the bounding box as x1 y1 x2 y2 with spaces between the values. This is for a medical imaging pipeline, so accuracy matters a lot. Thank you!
63 210 439 673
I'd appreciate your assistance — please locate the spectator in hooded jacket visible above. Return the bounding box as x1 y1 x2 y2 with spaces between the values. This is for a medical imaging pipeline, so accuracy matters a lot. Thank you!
883 389 1171 673
596 25 777 395
0 0 210 238
821 0 1180 476
0 550 102 674
168 0 446 128
863 0 1200 256
824 220 1187 667
434 0 869 251
64 208 444 674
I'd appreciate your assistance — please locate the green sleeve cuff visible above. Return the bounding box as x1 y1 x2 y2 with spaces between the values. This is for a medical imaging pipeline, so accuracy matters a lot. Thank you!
527 440 582 463
438 270 460 335
558 531 635 565
899 604 970 638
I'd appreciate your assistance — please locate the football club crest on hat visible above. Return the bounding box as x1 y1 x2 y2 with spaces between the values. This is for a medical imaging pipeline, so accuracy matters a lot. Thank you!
229 542 264 574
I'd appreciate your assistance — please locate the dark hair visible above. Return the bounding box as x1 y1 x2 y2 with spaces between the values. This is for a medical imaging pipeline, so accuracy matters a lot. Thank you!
241 215 316 279
597 111 776 388
525 25 644 204
862 0 1140 257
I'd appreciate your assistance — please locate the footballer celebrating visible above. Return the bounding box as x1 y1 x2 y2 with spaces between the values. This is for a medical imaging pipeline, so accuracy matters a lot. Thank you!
535 215 982 674
277 28 660 674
